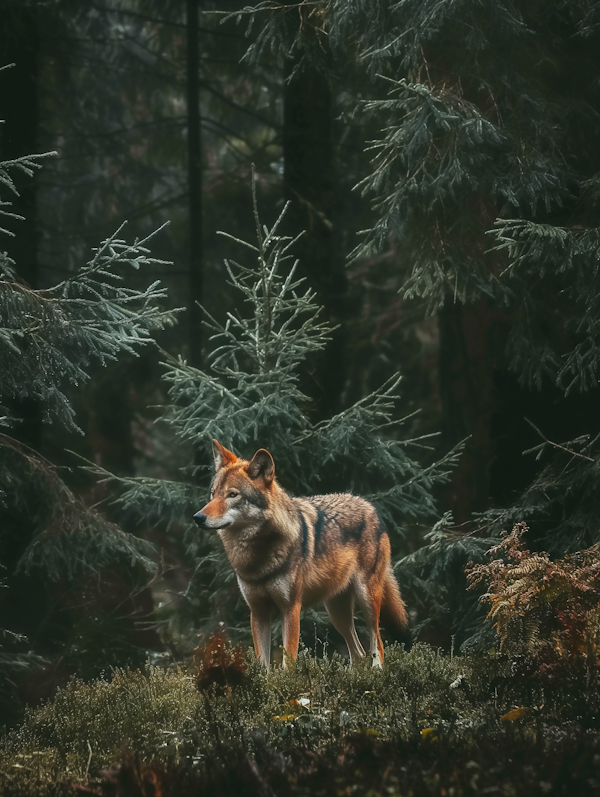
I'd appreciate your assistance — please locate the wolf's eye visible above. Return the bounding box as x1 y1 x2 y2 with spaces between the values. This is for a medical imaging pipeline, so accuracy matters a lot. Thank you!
228 490 239 499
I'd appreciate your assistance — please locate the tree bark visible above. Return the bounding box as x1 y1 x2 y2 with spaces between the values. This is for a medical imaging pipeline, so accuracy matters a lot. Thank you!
0 7 41 449
438 297 501 523
283 56 347 417
0 11 39 288
187 0 203 368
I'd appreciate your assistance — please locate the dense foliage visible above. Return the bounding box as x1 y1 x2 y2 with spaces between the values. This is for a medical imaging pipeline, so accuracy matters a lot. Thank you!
0 134 175 715
232 0 600 649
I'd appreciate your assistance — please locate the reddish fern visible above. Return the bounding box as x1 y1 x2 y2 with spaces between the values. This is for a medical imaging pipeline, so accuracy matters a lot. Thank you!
467 523 600 680
193 629 247 692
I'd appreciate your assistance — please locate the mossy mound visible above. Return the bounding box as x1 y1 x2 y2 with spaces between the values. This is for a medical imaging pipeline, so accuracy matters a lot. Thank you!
2 644 599 796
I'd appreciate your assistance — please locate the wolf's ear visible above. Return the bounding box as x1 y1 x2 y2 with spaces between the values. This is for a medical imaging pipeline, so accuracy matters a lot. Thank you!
212 439 237 470
247 449 275 485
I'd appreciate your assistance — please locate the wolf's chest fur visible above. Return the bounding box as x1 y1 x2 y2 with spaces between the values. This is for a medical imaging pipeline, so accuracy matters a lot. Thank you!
220 521 294 587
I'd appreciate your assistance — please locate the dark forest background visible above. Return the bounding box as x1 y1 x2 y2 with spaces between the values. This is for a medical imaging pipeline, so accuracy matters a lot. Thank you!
3 0 600 727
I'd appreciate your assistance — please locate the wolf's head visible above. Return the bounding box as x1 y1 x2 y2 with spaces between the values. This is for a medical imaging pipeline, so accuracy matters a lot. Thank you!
193 440 275 530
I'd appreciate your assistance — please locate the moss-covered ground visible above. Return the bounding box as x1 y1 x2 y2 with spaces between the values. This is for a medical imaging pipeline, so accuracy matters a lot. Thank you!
1 644 599 796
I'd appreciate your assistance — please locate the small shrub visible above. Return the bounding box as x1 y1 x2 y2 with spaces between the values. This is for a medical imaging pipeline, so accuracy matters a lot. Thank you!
193 629 247 692
468 523 600 720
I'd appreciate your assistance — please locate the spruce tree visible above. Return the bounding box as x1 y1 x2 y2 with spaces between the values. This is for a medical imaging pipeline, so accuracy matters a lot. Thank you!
0 133 175 713
100 176 460 650
228 0 600 648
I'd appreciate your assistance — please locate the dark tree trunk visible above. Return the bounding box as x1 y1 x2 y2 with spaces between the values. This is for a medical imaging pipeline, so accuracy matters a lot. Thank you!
0 8 41 450
438 298 502 523
283 57 347 417
0 11 39 288
187 0 203 368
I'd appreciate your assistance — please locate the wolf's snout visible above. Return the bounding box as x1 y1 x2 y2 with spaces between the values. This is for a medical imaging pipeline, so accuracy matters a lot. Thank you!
193 511 208 527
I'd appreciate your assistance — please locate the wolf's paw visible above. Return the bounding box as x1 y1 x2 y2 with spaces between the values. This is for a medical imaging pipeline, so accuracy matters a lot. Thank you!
370 652 383 669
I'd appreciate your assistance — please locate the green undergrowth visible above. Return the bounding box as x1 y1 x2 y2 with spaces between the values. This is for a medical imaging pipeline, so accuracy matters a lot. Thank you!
1 644 599 796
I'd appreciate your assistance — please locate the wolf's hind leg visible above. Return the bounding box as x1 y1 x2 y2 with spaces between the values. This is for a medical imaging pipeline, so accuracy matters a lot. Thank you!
325 589 366 665
251 609 272 667
354 578 384 668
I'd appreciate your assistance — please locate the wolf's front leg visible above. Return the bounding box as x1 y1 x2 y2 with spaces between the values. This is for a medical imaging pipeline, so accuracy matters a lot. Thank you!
250 610 272 667
282 602 301 669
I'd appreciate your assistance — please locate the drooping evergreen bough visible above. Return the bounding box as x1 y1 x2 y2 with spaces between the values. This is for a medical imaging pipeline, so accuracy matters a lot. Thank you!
101 176 460 646
0 136 176 712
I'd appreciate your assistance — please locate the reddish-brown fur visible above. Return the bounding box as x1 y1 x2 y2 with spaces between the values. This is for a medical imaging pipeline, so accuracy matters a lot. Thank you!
193 440 409 667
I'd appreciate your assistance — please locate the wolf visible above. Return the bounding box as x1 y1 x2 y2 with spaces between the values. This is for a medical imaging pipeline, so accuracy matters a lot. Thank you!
193 440 409 667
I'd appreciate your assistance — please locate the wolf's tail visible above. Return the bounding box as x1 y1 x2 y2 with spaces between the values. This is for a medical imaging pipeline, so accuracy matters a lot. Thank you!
380 568 411 649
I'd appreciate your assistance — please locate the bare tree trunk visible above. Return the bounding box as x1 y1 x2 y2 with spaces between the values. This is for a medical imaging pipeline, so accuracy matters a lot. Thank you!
0 7 41 449
187 0 203 368
283 57 347 417
438 298 502 523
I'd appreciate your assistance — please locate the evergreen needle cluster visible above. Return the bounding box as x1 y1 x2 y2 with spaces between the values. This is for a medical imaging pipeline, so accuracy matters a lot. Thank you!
1 222 176 431
0 134 175 712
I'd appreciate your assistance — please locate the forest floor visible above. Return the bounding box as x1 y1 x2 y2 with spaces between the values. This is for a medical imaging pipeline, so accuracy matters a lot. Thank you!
1 642 599 796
